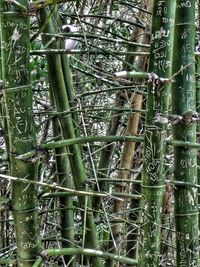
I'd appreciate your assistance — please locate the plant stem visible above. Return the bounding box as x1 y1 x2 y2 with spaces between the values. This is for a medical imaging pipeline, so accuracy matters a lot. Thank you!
172 1 199 265
0 2 41 266
138 1 175 265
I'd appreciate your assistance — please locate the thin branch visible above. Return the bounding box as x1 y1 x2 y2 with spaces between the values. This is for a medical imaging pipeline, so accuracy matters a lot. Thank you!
0 173 141 200
31 49 149 56
41 248 138 265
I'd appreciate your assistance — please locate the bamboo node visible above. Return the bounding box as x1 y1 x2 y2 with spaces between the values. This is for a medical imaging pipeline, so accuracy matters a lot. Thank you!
148 72 160 85
148 73 174 94
170 112 199 125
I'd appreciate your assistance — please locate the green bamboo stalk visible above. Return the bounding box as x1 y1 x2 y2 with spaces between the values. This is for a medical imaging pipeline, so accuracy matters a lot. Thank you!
88 178 142 184
138 1 175 266
41 247 138 265
45 9 75 260
42 191 141 199
168 139 200 148
43 135 143 150
15 135 143 160
0 173 142 199
51 116 75 265
0 2 41 266
31 49 149 56
14 135 200 160
37 8 103 267
196 0 200 232
32 257 42 267
172 1 199 266
60 39 81 138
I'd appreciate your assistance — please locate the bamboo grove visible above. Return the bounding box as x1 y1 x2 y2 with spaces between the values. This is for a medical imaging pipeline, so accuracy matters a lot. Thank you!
0 0 200 266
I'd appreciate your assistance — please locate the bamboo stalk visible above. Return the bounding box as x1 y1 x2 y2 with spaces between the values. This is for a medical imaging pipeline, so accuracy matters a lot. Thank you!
44 9 75 265
196 46 200 230
51 115 75 265
0 173 142 200
138 1 175 265
31 49 149 56
0 2 41 266
38 8 103 267
172 1 199 265
42 192 141 199
41 247 138 265
14 136 200 161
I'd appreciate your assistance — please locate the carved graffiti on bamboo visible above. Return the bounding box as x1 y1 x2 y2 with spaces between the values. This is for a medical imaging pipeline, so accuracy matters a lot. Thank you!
156 1 174 25
177 1 192 9
14 105 28 134
187 190 195 206
6 89 34 144
144 129 166 182
152 2 175 74
20 231 39 250
180 158 196 169
179 89 195 110
177 229 198 266
1 23 28 83
8 97 30 135
3 21 28 30
156 1 168 16
6 26 22 64
18 194 37 206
